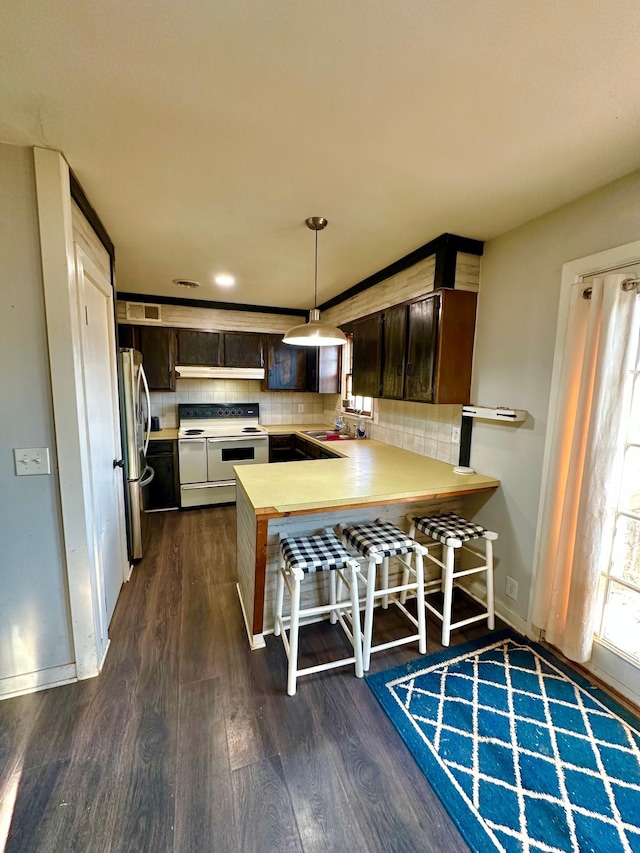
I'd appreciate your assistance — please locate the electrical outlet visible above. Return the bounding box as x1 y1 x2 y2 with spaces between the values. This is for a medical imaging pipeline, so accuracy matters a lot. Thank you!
505 576 518 601
451 426 461 445
14 447 51 476
297 404 304 413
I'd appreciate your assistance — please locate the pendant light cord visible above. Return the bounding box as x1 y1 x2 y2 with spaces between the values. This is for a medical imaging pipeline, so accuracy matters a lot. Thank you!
314 228 318 310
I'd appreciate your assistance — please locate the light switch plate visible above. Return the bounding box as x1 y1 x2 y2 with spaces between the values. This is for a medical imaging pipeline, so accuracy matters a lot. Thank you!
451 426 461 445
14 447 51 476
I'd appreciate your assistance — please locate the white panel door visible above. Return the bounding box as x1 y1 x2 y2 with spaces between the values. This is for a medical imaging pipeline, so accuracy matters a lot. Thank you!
76 246 128 628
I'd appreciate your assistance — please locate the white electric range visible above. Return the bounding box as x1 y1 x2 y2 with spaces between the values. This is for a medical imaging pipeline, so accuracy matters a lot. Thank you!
178 403 268 508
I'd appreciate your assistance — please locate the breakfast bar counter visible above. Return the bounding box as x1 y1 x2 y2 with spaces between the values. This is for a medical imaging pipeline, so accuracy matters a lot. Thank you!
235 432 500 648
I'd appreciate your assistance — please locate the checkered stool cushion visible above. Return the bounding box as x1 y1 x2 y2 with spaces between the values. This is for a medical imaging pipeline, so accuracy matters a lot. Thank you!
342 520 415 558
281 532 353 574
412 512 486 545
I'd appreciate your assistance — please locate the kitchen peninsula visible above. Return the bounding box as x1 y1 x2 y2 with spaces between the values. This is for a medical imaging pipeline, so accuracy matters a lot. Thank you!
235 431 500 649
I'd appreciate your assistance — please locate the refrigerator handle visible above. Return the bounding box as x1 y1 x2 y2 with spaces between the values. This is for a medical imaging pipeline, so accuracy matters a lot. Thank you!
139 464 155 488
140 365 152 456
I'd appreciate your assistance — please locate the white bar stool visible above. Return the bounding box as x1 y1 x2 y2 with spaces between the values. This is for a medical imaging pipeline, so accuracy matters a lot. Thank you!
274 530 363 696
338 520 427 671
406 512 498 647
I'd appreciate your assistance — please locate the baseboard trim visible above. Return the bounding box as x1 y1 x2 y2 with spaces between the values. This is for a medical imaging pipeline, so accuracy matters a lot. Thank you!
461 578 529 636
0 663 78 701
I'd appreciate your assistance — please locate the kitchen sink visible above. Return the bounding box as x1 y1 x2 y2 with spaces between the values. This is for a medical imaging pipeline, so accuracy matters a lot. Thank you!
303 430 357 441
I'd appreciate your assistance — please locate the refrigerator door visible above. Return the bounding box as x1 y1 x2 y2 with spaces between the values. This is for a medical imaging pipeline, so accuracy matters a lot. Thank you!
127 465 155 560
120 349 146 481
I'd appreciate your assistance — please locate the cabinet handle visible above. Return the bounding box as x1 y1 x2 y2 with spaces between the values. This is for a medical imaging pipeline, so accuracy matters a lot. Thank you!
397 363 402 376
406 362 413 375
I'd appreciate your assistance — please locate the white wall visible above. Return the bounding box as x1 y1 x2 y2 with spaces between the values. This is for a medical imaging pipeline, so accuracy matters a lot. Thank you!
471 169 640 626
0 144 74 685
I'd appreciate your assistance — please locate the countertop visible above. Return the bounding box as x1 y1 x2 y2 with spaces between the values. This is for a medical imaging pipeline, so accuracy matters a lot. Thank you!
148 428 179 441
235 428 499 514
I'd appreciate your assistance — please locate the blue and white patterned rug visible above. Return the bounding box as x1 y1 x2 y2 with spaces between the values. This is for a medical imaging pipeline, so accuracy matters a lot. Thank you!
367 629 640 853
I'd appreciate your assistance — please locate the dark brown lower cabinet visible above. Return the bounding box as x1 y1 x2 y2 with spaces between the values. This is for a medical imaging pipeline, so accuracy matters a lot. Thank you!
145 440 179 509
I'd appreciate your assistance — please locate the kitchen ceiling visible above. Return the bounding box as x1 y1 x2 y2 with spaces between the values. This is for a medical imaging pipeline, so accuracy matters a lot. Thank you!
2 1 640 311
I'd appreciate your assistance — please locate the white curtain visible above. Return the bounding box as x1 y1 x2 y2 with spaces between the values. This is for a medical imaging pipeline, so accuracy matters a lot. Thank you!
531 274 638 662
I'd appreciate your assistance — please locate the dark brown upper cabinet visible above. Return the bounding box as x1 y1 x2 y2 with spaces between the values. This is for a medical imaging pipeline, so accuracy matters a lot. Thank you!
404 297 437 402
177 330 221 366
222 332 263 368
381 304 407 399
405 289 477 404
352 314 383 398
138 326 177 391
306 346 342 394
263 335 308 390
351 289 477 405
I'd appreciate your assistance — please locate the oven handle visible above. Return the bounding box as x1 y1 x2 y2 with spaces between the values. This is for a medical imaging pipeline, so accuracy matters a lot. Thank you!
206 435 268 443
179 438 206 445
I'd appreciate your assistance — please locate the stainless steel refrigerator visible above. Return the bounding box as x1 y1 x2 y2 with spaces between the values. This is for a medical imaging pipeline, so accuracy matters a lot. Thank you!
118 348 155 560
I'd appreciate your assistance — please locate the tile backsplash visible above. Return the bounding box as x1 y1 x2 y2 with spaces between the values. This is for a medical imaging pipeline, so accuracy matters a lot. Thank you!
154 381 461 466
324 396 462 465
150 379 325 428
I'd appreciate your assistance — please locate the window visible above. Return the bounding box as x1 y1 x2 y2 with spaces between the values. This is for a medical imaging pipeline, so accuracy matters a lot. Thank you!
594 308 640 662
343 334 372 416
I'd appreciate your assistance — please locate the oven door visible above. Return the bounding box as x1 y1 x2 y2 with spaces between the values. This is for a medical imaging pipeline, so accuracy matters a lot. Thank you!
207 436 269 482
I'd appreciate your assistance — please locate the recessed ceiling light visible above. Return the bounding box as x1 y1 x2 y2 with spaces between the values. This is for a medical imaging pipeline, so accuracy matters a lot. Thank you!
172 278 200 289
214 274 235 287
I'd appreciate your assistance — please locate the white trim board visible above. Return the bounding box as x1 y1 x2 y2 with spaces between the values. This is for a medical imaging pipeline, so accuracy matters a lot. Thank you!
0 664 77 701
528 239 640 633
34 147 109 680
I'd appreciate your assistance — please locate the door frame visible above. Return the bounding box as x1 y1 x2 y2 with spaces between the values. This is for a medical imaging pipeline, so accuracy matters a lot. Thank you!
529 238 640 706
34 147 121 679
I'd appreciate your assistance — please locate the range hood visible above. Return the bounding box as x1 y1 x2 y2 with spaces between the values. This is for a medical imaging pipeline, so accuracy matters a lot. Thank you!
175 365 265 380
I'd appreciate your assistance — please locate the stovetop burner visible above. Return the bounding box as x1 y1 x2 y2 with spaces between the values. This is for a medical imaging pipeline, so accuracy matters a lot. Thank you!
184 428 204 435
242 427 261 432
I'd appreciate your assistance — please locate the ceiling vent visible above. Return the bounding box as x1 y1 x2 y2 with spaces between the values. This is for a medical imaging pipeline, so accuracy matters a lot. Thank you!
125 302 162 323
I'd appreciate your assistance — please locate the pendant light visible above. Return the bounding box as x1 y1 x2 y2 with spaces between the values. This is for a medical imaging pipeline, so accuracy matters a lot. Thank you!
283 217 347 347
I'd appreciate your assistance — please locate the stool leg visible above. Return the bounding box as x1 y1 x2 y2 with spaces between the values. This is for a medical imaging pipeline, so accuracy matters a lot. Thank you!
401 523 416 605
349 563 364 678
485 537 495 630
362 559 377 671
287 575 301 696
415 549 427 654
274 560 285 637
441 544 456 647
381 556 389 609
329 569 337 624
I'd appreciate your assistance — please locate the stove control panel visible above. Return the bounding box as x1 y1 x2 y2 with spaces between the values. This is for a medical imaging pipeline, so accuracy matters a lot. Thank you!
178 403 260 421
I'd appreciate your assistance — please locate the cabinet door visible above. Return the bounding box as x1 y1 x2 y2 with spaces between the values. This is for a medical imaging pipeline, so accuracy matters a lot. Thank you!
381 304 407 399
145 452 177 509
138 327 177 391
118 324 138 349
177 330 221 366
223 332 263 367
352 314 382 398
434 289 477 404
405 296 437 402
305 346 342 393
264 336 307 390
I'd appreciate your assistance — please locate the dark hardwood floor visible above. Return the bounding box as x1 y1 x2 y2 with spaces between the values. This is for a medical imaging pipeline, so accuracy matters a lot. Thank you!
0 507 503 852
